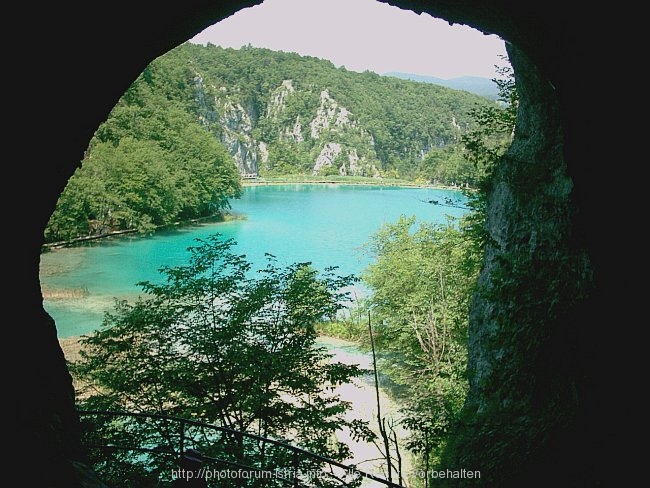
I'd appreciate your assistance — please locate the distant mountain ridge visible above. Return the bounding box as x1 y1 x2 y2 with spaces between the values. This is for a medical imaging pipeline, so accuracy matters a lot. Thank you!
383 72 499 100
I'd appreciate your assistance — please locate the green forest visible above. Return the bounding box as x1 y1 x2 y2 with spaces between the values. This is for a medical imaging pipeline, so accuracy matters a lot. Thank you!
55 42 517 487
45 42 505 245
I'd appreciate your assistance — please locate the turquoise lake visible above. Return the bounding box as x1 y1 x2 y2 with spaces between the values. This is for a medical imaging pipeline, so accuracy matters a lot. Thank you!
40 183 467 338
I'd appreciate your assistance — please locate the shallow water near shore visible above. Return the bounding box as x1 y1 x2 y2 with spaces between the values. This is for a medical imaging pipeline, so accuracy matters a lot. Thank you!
41 183 467 338
44 184 460 484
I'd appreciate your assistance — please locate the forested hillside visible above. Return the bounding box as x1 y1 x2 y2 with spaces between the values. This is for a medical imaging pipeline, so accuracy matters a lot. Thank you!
45 42 503 243
167 43 498 179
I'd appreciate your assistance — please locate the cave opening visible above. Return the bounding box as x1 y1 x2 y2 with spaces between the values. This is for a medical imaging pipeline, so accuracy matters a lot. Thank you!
17 1 616 487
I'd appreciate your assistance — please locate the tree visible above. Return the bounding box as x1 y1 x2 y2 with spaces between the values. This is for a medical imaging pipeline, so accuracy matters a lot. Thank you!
460 59 518 192
458 59 518 253
355 60 518 485
360 215 482 471
71 234 374 487
44 59 242 243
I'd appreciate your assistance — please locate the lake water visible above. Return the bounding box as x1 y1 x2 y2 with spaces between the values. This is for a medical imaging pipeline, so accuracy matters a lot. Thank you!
41 183 465 484
40 183 467 338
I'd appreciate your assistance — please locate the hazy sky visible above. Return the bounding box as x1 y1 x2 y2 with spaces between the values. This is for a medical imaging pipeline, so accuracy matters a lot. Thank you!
188 0 508 80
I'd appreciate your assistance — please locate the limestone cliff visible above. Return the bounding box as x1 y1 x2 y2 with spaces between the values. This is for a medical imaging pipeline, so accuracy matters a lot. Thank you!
195 76 380 177
168 43 485 180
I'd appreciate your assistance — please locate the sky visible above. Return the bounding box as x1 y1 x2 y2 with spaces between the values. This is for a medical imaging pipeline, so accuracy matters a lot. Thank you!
188 0 508 80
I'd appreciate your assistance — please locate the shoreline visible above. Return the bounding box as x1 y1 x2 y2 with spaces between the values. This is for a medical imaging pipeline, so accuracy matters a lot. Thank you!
42 177 465 251
59 333 363 363
59 332 412 476
41 213 240 251
59 336 85 363
241 175 461 190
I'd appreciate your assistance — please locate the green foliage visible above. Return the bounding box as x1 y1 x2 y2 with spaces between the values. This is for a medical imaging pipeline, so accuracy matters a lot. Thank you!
317 163 341 177
263 140 312 175
346 62 518 482
159 42 499 179
460 61 518 193
70 234 374 487
417 146 475 187
44 58 242 243
359 215 481 468
46 43 505 243
457 60 518 253
314 313 368 342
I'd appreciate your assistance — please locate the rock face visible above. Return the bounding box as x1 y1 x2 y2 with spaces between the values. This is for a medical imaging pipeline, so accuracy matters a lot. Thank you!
438 43 596 486
14 1 626 487
196 78 260 175
196 74 380 177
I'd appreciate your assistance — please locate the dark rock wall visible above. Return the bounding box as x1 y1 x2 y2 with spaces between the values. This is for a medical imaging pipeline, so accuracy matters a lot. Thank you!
437 43 597 487
11 1 625 486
